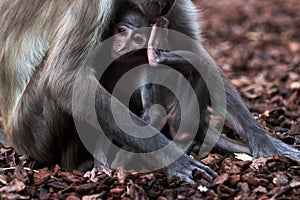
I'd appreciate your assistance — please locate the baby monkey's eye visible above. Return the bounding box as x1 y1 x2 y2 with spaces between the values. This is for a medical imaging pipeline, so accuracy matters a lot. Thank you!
118 27 126 34
133 34 145 44
113 24 129 36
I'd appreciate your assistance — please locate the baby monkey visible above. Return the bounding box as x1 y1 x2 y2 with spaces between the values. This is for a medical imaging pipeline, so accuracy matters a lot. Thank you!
100 6 251 171
100 3 300 177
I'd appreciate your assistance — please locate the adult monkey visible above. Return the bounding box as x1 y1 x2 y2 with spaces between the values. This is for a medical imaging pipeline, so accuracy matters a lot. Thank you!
0 0 217 183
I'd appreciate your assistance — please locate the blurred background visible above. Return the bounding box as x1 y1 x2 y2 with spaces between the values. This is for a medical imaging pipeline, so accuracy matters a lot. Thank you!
193 0 299 131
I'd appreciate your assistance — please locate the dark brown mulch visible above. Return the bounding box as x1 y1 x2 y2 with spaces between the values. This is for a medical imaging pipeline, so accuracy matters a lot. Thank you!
0 0 299 199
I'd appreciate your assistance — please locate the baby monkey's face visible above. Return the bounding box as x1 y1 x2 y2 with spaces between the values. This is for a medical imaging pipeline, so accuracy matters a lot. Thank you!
112 23 149 56
112 9 151 58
